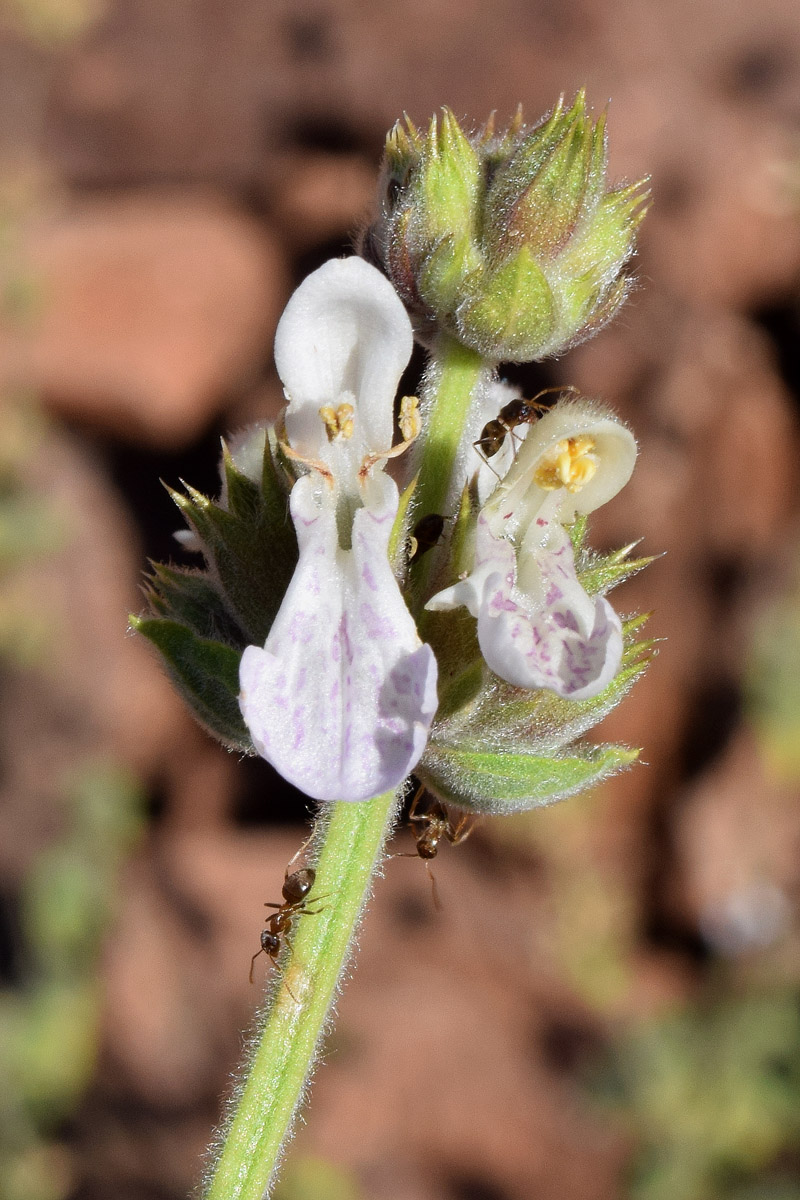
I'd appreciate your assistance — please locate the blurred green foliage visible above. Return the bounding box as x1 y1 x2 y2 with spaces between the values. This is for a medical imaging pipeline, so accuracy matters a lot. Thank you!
491 787 800 1199
0 398 65 670
748 561 800 782
0 201 145 1198
606 991 800 1200
1 0 105 45
273 1155 364 1200
0 764 145 1200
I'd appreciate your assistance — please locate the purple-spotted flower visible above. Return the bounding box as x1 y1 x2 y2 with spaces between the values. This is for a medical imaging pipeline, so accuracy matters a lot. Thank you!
427 400 636 699
239 258 438 802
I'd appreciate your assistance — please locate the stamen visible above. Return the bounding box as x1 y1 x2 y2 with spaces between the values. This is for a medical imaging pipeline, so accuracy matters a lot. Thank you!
361 395 422 478
398 395 421 442
319 403 355 441
534 435 598 493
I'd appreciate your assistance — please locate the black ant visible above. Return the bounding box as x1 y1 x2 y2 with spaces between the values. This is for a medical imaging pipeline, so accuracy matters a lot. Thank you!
474 384 579 463
402 788 478 909
249 863 323 986
408 513 446 563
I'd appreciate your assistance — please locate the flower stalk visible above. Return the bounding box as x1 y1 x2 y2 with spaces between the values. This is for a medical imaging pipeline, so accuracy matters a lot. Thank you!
411 334 486 528
204 791 397 1200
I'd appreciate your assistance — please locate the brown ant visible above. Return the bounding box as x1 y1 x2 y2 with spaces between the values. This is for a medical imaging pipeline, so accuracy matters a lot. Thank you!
474 384 579 464
249 863 323 986
402 787 478 909
408 513 446 563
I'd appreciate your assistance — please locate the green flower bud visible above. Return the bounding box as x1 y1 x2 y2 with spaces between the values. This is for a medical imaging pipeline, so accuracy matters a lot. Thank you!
363 98 649 361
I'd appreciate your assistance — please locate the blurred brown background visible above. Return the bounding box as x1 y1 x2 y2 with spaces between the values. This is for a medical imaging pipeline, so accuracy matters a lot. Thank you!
2 1 800 1199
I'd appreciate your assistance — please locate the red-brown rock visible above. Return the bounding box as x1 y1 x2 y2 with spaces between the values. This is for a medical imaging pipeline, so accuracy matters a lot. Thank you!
0 194 287 447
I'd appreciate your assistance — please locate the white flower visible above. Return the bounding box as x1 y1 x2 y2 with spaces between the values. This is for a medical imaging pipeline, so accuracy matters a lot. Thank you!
427 400 636 700
239 258 438 802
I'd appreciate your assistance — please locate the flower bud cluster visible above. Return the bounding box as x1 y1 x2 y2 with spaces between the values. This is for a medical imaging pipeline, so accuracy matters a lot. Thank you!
361 95 649 362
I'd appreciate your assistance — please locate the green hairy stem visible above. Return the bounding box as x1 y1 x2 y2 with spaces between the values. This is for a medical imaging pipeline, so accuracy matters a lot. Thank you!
204 792 396 1200
413 334 485 525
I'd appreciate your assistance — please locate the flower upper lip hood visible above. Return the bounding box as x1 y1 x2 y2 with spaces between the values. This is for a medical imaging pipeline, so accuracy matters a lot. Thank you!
238 257 438 803
276 256 413 474
483 398 637 533
427 399 636 701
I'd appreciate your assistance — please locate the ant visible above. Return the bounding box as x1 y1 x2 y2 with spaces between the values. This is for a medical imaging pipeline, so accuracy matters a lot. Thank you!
408 513 446 563
474 384 579 464
249 861 323 986
402 787 478 909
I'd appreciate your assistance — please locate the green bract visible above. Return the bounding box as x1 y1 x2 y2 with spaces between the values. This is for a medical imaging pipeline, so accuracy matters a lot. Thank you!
131 428 297 753
363 96 649 361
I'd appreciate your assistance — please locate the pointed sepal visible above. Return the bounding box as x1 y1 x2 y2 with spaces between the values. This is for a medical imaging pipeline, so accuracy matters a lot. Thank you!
166 433 298 645
143 562 246 645
131 615 252 751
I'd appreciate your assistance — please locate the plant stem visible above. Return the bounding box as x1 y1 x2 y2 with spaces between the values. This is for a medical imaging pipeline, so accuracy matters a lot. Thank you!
413 334 485 525
410 334 486 615
204 791 397 1200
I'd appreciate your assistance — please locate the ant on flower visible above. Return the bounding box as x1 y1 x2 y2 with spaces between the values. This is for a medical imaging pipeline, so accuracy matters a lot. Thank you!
474 384 579 463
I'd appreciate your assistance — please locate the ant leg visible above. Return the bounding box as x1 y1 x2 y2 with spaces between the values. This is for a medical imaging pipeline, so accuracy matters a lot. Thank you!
408 784 427 823
249 947 264 985
529 383 580 408
471 442 504 479
275 935 303 1003
447 814 478 846
285 825 318 873
426 862 443 912
266 888 330 916
274 961 300 1003
508 426 527 460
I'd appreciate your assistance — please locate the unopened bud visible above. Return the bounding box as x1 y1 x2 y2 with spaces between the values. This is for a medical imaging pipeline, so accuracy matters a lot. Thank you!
363 98 649 362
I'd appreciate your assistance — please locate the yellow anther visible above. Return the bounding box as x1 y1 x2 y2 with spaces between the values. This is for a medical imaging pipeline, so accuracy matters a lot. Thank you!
398 395 421 442
534 435 598 494
361 395 421 477
319 403 355 441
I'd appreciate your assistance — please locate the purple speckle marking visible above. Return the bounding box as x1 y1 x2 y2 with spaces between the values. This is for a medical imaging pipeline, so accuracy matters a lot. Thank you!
289 612 314 645
393 671 412 694
359 601 394 640
362 562 378 592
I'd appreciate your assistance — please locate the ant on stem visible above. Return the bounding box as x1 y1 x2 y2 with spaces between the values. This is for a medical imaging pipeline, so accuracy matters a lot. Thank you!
250 841 324 988
474 384 579 466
